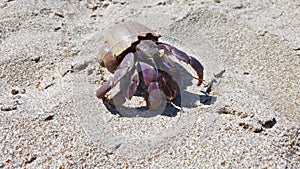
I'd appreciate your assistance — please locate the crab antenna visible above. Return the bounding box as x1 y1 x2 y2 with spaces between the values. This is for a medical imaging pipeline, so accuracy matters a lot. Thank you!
193 76 205 83
186 72 205 83
182 71 205 84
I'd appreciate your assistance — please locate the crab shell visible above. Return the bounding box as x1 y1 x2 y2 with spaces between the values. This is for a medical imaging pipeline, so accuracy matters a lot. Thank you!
98 22 160 73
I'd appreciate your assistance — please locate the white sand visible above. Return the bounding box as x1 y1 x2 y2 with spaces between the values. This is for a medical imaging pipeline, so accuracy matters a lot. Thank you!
1 0 299 168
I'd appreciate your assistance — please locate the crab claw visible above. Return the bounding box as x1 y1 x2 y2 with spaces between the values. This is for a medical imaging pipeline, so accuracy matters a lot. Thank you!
96 52 134 99
158 43 204 86
146 82 167 110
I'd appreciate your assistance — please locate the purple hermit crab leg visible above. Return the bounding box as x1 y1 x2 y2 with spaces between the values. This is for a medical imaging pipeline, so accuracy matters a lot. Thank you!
157 43 204 86
139 61 167 110
126 69 140 100
96 52 135 99
146 82 166 110
139 61 157 86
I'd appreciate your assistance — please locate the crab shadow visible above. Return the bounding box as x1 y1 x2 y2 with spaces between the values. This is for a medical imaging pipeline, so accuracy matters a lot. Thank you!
102 63 217 118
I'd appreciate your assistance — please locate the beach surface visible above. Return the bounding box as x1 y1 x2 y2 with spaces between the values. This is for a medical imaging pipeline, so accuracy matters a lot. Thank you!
0 0 299 168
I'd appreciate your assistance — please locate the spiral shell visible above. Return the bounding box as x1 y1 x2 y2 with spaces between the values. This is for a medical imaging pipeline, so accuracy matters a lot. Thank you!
103 21 160 56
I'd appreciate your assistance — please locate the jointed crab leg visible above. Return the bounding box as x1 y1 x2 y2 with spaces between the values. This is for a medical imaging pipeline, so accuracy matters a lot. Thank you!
126 70 139 100
96 52 135 99
139 61 157 86
146 82 166 110
138 61 168 110
157 43 204 86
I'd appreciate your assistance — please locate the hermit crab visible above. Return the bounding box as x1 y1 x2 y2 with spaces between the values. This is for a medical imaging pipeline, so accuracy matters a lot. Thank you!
96 21 204 110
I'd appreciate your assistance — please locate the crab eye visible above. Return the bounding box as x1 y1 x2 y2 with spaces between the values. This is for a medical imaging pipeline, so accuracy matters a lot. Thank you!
159 49 164 57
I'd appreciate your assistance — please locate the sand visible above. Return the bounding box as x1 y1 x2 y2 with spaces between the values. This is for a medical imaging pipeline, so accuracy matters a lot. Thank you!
0 0 299 168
